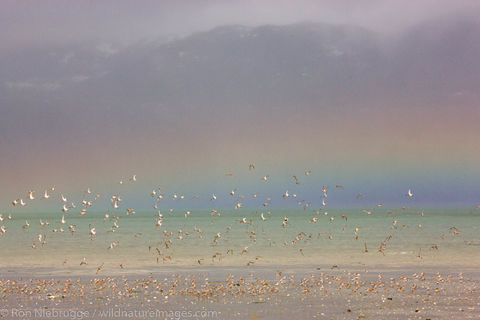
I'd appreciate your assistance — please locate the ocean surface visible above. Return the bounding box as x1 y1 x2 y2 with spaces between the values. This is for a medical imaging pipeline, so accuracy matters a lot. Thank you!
1 207 479 273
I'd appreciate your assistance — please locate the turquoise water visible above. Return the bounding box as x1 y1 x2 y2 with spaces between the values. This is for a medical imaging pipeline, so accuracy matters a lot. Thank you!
1 207 479 271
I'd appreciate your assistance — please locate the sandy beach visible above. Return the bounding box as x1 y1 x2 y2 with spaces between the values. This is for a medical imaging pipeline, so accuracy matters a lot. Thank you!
1 264 479 320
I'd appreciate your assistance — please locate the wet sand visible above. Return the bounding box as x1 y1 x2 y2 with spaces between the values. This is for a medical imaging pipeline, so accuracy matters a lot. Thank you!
1 264 479 320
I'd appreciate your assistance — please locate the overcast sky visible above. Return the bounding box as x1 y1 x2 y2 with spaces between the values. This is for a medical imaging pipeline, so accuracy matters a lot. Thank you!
1 1 479 209
2 0 480 52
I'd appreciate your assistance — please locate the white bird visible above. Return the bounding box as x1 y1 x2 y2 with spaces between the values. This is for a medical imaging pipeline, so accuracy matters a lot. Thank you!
80 257 87 265
20 199 26 206
260 213 266 221
211 194 217 200
62 204 69 213
129 174 137 182
12 199 19 206
406 189 414 197
27 190 35 200
282 190 289 198
89 225 96 238
42 190 50 199
61 215 66 224
0 225 6 235
61 194 67 203
23 220 30 229
262 175 269 181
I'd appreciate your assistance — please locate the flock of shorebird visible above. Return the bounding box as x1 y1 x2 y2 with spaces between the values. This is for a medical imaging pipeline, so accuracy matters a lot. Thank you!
0 269 470 302
0 164 474 272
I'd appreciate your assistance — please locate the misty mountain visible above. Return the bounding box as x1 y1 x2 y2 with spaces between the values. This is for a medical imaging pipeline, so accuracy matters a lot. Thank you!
1 17 479 139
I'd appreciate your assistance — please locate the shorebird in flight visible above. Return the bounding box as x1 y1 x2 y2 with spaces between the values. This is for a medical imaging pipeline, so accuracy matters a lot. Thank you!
42 190 50 199
89 224 96 239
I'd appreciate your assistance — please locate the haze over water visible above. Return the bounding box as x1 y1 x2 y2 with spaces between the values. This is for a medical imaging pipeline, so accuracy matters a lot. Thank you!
2 178 479 274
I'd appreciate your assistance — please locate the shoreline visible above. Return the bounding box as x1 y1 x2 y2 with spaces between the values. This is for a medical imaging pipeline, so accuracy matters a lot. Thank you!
2 262 480 278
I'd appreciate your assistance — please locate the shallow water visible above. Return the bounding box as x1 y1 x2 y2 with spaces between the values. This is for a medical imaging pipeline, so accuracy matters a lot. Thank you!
1 207 479 273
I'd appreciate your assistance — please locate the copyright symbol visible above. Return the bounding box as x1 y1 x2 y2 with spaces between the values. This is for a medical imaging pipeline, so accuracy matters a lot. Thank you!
0 309 9 317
